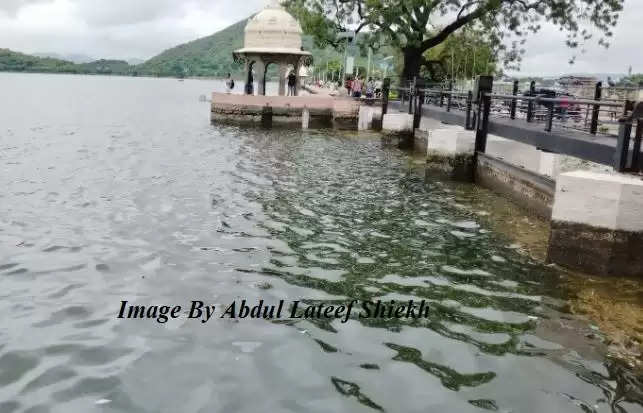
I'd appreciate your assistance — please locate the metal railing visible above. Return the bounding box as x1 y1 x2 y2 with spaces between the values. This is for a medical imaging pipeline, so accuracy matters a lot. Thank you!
380 76 643 173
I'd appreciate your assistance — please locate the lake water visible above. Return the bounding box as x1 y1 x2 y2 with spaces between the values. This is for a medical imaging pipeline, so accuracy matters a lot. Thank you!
0 73 641 413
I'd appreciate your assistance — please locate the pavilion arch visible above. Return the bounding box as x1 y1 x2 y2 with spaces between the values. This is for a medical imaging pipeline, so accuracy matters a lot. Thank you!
232 2 312 97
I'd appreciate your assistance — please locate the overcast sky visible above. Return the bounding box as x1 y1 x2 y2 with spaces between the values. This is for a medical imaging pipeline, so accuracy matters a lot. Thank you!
1 0 641 76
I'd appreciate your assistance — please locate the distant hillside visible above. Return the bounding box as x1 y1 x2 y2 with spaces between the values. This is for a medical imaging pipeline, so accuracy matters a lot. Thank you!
34 52 95 64
1 17 390 79
0 49 134 75
136 19 247 78
0 49 78 73
136 18 388 79
77 59 132 74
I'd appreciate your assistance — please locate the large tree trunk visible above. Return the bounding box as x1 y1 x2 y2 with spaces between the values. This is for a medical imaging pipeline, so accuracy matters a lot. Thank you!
401 47 423 83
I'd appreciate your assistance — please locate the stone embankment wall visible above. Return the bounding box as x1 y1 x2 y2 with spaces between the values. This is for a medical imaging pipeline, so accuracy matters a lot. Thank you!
211 93 360 129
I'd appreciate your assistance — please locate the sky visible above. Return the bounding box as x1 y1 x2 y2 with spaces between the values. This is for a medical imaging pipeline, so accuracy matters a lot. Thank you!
0 0 641 76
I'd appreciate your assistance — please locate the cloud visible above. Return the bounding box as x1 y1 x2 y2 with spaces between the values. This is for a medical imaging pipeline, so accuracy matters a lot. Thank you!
0 0 263 59
72 0 182 27
0 0 640 75
0 0 52 16
507 0 643 76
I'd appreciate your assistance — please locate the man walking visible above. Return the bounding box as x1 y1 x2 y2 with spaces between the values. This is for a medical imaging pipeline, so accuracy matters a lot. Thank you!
287 71 297 96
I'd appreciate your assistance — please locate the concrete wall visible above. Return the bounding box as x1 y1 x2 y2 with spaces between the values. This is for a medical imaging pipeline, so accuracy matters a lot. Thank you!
475 153 555 219
211 93 363 128
548 171 643 277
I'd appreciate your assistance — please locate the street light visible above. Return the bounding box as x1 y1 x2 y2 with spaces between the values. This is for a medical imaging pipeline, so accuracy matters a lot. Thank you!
337 31 356 81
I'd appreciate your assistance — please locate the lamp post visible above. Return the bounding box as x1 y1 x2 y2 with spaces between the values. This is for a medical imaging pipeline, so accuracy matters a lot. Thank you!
337 31 355 82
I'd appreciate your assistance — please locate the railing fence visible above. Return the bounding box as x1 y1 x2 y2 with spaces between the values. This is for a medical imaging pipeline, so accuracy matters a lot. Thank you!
381 76 643 173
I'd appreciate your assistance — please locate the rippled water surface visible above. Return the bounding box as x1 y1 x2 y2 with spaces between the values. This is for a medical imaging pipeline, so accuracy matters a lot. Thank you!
1 73 641 413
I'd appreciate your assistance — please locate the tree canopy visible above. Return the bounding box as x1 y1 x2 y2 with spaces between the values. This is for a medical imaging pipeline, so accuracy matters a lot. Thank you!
422 28 499 81
285 0 625 80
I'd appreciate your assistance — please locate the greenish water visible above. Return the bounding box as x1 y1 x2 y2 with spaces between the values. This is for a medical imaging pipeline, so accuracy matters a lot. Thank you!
0 73 641 412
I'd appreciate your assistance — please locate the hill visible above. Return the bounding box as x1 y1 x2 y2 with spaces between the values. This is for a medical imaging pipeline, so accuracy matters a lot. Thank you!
34 52 96 64
0 49 78 73
0 49 134 75
1 18 390 79
136 19 247 78
135 18 385 79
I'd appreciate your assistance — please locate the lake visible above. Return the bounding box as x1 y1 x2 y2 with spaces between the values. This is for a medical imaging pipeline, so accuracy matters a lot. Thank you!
0 73 641 413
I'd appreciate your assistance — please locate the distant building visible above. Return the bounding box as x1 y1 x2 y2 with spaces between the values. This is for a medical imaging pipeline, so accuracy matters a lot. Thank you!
556 75 598 98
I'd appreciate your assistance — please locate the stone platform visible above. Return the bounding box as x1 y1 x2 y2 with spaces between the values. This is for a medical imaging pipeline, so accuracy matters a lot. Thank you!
211 93 361 129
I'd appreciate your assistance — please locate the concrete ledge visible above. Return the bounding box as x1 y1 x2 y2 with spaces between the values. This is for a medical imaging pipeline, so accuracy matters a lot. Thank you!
415 130 429 154
211 93 355 128
548 171 643 277
382 113 413 134
358 106 382 131
428 129 475 156
475 153 555 219
551 171 643 231
548 222 643 277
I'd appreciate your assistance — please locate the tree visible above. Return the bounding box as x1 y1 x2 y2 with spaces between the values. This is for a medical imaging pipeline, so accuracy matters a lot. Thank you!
284 0 625 80
617 74 643 87
422 28 498 81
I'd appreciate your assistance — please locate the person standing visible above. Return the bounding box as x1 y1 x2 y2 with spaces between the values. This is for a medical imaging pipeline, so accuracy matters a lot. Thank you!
345 76 353 96
352 77 362 98
287 71 297 96
559 95 569 123
365 77 375 99
225 73 234 94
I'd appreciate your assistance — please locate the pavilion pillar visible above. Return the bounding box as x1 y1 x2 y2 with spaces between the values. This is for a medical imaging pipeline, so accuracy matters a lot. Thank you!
278 63 287 96
244 61 253 95
255 59 266 96
294 58 302 97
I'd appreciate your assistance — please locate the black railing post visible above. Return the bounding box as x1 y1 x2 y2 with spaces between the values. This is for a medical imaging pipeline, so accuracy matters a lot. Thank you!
526 81 536 123
590 81 602 134
475 76 493 154
408 77 415 115
465 90 473 130
545 105 554 132
615 120 633 172
261 104 273 128
614 100 634 172
510 80 519 119
632 119 642 173
446 81 453 112
381 78 390 115
414 83 424 129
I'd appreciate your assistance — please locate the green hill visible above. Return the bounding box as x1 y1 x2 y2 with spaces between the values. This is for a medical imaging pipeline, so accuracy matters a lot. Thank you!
136 19 248 78
0 18 392 79
135 18 389 79
0 48 78 73
77 59 132 75
0 49 134 75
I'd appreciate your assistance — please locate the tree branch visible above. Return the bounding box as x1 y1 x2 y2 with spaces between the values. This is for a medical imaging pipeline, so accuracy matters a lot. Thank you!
420 5 489 51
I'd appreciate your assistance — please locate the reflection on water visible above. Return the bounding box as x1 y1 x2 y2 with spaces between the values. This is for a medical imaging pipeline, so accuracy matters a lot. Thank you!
0 73 641 412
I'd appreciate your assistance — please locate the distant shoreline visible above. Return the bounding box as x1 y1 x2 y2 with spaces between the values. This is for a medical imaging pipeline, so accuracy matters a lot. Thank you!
0 70 235 81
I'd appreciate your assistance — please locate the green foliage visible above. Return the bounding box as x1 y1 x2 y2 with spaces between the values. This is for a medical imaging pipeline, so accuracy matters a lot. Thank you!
617 74 643 86
0 49 134 75
423 28 498 81
135 18 248 78
0 48 78 73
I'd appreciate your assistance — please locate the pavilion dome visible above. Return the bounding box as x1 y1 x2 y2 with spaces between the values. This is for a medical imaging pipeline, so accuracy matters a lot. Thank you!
242 2 304 52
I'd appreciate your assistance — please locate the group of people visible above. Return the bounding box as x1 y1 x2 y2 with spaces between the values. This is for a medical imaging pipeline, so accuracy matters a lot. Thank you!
344 76 382 99
225 71 298 95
